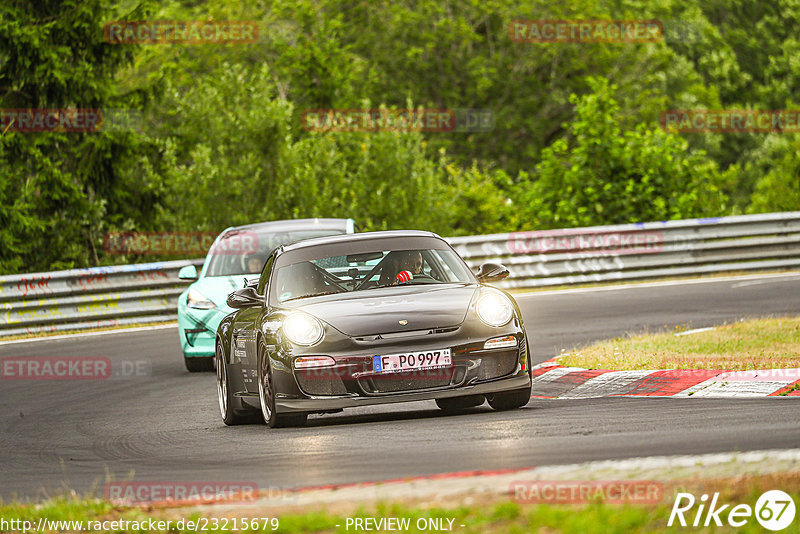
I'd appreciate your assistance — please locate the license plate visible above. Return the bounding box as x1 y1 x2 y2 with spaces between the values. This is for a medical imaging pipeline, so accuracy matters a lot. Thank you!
373 349 452 373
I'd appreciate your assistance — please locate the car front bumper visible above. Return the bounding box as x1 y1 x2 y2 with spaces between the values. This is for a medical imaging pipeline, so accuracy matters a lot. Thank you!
177 305 226 358
267 370 531 412
235 319 532 413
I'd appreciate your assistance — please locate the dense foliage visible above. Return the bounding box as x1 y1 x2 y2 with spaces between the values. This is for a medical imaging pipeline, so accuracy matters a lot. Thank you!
1 0 798 273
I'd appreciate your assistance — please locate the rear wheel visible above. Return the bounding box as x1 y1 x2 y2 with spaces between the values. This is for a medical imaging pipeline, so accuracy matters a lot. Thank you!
258 341 307 428
435 395 485 412
216 342 257 425
184 355 214 372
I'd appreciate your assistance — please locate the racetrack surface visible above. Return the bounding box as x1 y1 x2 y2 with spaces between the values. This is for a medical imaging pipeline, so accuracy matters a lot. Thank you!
2 273 800 501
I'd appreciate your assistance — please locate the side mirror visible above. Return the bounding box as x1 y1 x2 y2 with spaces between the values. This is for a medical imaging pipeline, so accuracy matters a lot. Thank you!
243 277 259 289
476 262 510 283
178 264 198 280
226 287 263 309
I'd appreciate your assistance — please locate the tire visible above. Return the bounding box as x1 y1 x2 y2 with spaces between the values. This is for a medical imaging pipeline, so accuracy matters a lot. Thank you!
184 354 214 372
257 341 307 428
435 395 485 412
486 387 531 411
525 339 533 381
484 338 533 412
216 341 258 425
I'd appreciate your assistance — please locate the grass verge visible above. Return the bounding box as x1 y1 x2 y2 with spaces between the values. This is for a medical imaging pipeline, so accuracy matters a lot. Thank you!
2 473 799 533
558 316 800 371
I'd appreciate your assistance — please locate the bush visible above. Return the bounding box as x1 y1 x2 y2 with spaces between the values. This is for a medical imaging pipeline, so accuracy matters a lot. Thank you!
515 77 729 230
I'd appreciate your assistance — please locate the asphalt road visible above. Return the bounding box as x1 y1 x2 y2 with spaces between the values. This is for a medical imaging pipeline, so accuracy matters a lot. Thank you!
2 272 800 501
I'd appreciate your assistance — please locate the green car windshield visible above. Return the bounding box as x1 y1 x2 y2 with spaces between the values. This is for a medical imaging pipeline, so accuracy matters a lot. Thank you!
205 229 344 277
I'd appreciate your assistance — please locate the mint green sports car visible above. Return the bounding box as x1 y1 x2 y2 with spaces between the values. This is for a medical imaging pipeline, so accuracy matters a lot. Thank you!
177 218 356 371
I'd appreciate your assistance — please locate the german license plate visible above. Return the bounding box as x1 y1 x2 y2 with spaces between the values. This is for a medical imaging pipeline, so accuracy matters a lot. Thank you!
373 349 452 373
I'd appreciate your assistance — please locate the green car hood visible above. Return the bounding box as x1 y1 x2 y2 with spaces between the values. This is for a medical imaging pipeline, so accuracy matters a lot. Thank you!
191 275 254 311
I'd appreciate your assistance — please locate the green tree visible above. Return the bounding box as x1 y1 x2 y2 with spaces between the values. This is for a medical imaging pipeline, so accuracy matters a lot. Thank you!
0 0 151 273
146 63 510 237
747 135 800 213
516 77 728 229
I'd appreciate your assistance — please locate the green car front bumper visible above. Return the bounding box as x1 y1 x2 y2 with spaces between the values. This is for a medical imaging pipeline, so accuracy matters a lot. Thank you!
177 296 228 358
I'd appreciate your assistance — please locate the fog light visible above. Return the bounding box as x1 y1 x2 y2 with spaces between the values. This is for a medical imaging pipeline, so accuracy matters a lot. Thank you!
294 356 335 369
484 335 517 350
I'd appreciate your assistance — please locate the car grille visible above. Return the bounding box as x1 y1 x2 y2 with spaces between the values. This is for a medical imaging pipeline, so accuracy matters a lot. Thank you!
359 368 455 394
477 349 519 380
295 373 348 396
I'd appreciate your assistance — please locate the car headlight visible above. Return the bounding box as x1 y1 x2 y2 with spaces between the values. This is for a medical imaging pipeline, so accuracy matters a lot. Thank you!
187 288 215 309
476 290 514 327
282 313 324 346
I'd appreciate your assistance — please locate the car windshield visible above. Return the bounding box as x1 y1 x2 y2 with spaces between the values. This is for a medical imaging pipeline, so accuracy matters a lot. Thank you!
273 245 474 303
205 228 344 277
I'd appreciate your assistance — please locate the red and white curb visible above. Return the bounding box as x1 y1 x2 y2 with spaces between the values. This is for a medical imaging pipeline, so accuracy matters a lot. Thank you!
531 360 800 398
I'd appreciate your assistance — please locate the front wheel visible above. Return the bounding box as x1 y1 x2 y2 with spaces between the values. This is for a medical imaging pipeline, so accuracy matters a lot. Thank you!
435 395 485 412
258 342 307 428
217 342 257 425
486 386 531 411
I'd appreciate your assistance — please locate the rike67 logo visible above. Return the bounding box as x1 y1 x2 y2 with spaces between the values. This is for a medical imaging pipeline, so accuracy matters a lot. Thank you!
668 490 796 531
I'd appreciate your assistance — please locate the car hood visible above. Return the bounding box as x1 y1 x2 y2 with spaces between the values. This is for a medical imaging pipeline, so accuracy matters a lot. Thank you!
191 275 253 311
294 284 479 336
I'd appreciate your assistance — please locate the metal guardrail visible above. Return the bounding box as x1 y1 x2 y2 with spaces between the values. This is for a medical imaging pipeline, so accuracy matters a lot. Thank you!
448 211 800 289
1 211 799 337
0 259 203 337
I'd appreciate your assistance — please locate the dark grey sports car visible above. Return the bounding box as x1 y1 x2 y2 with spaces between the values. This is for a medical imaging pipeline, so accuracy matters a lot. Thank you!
215 230 532 427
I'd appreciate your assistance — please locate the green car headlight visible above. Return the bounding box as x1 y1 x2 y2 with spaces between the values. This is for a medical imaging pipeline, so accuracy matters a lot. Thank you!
187 288 215 310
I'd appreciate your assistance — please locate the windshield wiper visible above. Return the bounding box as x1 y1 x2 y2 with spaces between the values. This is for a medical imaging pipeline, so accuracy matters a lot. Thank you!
364 280 437 290
282 291 342 302
364 282 395 290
